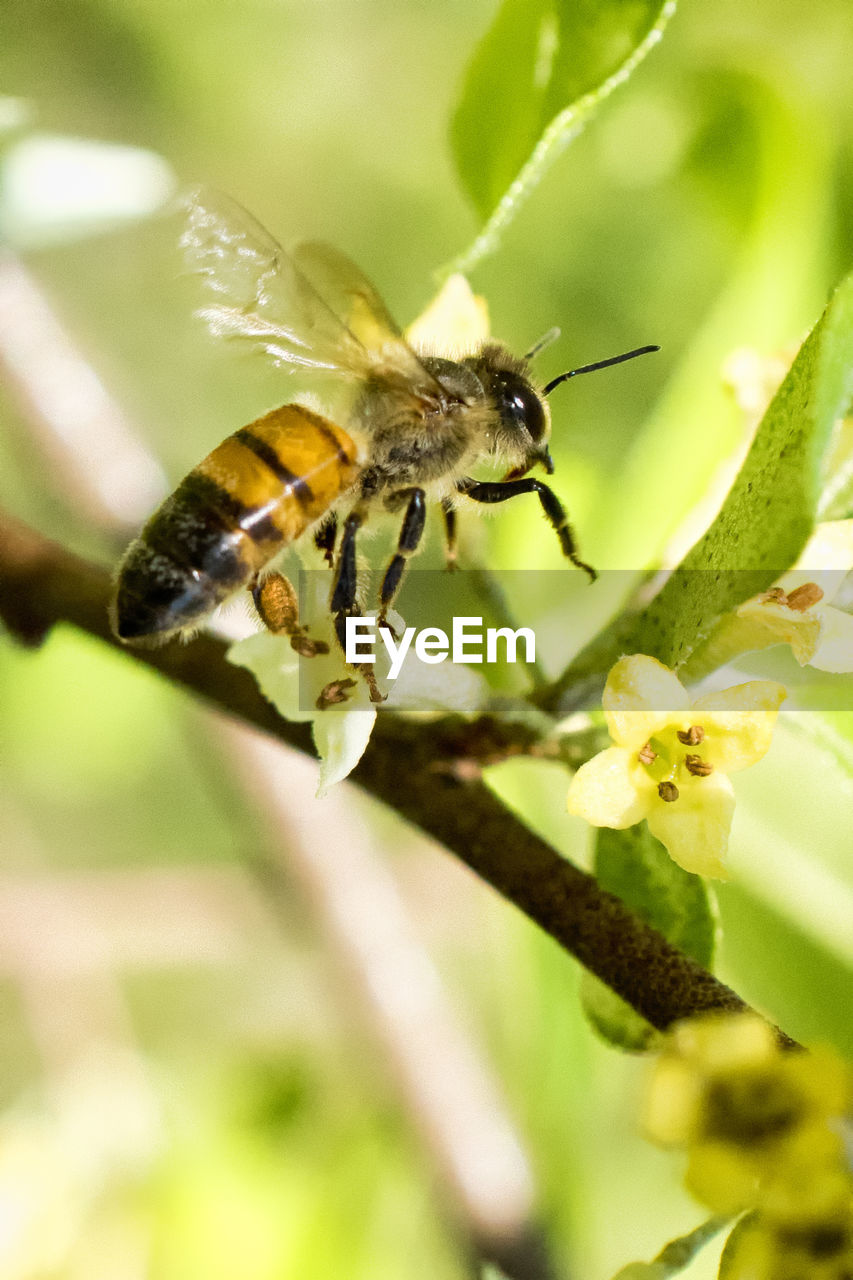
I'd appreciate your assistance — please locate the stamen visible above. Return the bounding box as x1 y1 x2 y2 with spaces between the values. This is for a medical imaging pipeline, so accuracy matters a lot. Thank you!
685 754 714 777
786 582 824 612
677 725 705 746
658 781 679 802
638 741 657 765
316 677 358 710
758 587 788 605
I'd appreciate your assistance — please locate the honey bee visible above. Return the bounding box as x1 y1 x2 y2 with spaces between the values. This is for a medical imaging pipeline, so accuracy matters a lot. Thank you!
110 191 657 648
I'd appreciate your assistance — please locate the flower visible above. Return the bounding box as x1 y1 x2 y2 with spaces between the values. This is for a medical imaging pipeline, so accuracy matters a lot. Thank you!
643 1013 851 1217
722 1209 853 1280
405 272 490 355
735 521 853 673
566 655 786 878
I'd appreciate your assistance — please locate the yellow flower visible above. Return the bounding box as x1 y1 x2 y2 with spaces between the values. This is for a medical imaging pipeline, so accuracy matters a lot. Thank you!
643 1014 851 1217
405 273 490 355
566 655 786 879
736 521 853 673
722 1192 853 1280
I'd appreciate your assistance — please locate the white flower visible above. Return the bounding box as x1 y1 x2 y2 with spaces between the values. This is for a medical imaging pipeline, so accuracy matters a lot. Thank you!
736 521 853 673
567 655 786 879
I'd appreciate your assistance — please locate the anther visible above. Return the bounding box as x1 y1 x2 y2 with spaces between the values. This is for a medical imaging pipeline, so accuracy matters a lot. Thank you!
316 678 358 710
685 754 714 777
786 582 824 612
677 725 705 746
638 741 657 765
758 587 788 605
657 781 679 802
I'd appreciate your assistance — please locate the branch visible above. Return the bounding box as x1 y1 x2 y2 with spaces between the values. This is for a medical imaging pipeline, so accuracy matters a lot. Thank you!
0 510 797 1045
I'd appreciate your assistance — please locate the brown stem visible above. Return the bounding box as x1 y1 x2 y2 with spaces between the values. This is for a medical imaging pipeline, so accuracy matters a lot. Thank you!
0 510 797 1045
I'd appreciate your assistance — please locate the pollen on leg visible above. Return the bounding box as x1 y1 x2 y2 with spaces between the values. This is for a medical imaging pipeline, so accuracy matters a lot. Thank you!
254 572 329 656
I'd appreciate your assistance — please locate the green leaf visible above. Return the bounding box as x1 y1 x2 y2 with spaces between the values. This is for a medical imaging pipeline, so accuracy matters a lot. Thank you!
716 1214 757 1279
448 0 676 272
633 269 853 669
548 267 853 705
582 824 717 1050
610 1215 730 1279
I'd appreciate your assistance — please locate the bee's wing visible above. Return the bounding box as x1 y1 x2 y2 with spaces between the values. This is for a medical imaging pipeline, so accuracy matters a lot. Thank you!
182 190 445 399
289 241 441 390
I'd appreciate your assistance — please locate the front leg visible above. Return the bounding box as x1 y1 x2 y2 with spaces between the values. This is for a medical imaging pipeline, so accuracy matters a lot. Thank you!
458 478 597 581
378 487 427 625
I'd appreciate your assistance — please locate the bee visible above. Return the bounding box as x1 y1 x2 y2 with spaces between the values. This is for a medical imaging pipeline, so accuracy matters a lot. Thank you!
110 191 657 648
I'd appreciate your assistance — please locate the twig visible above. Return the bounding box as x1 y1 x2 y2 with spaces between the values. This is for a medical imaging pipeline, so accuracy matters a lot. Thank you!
0 510 798 1046
0 251 167 533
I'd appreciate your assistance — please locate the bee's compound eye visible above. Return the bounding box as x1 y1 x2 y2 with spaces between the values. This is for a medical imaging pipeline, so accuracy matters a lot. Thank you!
496 372 548 443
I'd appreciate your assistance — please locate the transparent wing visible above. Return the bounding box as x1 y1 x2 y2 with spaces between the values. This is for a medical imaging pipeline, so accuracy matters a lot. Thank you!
181 190 444 397
290 240 437 386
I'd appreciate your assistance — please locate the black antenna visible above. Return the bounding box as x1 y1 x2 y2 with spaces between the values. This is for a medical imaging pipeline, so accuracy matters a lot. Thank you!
543 344 659 396
524 326 561 361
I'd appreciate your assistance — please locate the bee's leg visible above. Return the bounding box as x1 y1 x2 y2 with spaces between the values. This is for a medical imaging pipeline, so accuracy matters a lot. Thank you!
314 515 338 567
458 478 597 582
251 572 329 656
328 504 384 704
441 499 458 572
378 487 427 627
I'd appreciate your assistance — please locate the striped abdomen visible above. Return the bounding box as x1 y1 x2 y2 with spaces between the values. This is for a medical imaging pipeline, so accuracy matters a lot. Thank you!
111 404 359 643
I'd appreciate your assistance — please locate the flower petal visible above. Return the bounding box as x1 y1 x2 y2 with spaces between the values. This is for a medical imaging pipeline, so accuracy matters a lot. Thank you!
645 772 735 878
384 654 490 716
779 519 853 601
684 1141 760 1215
736 596 822 662
692 681 786 773
405 274 489 357
807 604 853 672
314 703 377 796
602 655 691 751
567 747 651 828
227 631 311 721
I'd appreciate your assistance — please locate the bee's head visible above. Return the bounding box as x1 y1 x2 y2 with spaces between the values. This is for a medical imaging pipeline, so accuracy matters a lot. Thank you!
466 345 554 476
466 338 660 478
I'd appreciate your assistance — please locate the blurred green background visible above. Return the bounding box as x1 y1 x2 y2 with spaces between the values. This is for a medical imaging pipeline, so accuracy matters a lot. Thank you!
1 1 853 1277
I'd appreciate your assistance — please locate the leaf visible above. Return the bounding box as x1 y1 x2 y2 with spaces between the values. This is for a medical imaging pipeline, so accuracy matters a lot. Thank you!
548 267 853 707
582 823 717 1050
632 269 853 669
716 1215 757 1279
448 0 676 272
610 1215 730 1279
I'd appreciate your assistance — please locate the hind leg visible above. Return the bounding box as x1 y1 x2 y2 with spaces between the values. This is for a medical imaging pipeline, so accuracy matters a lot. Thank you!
251 573 329 657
